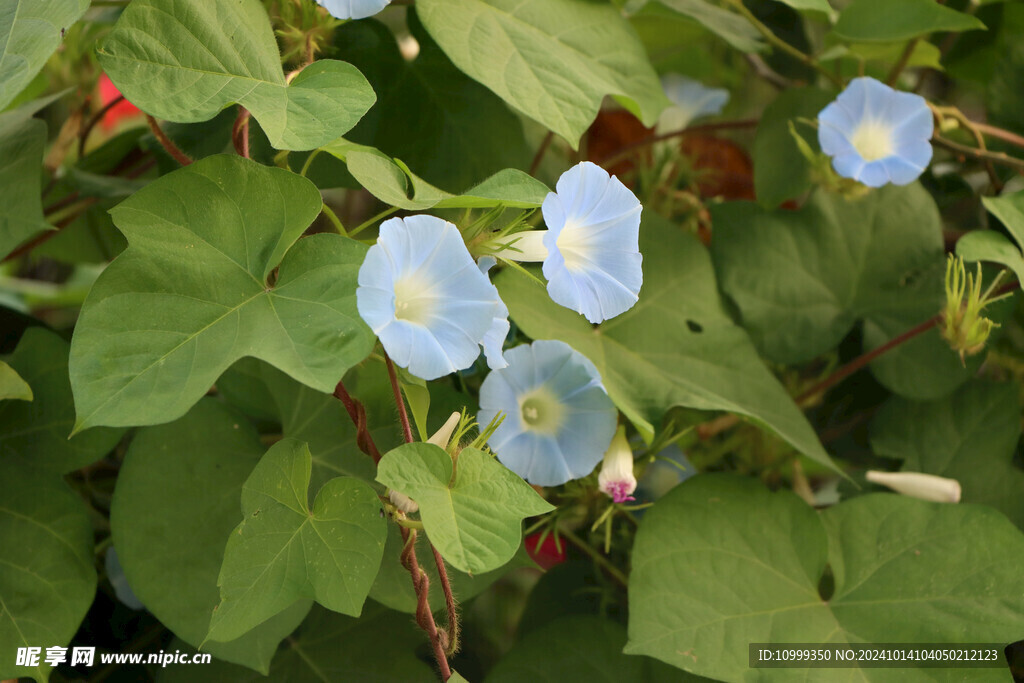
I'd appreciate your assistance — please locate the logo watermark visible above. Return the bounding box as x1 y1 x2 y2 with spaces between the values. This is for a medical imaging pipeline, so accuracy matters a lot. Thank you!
15 646 212 669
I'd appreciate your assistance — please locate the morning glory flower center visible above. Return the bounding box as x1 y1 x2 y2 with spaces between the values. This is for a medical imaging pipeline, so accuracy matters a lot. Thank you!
393 275 433 325
849 119 895 162
518 388 564 435
555 224 589 271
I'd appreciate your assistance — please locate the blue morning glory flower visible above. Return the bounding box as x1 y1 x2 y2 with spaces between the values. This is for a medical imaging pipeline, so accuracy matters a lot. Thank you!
541 162 643 323
478 340 617 487
316 0 391 20
356 215 507 380
657 74 730 133
817 77 934 188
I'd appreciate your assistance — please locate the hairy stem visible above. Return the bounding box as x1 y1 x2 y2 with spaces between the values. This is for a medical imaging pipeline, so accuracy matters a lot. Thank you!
145 114 192 166
331 380 382 463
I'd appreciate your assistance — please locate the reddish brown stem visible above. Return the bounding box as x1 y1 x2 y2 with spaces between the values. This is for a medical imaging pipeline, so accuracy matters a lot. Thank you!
593 117 760 168
795 315 941 406
400 528 452 681
79 94 125 157
431 544 459 655
145 114 192 166
232 107 251 159
331 380 382 463
384 353 414 444
529 131 554 176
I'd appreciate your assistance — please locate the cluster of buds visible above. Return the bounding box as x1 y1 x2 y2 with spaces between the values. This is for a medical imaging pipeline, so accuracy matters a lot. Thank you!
941 255 1002 363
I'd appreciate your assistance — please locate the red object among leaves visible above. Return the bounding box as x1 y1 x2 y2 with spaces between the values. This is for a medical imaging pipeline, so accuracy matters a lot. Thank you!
524 532 568 571
97 74 141 130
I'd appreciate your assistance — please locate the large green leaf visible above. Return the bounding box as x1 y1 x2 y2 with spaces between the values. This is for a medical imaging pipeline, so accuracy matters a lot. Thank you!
207 439 386 643
323 139 549 211
417 0 669 146
871 380 1024 531
111 399 312 673
69 154 374 431
626 474 1024 681
486 616 701 683
0 107 50 259
711 185 977 399
657 0 765 52
334 16 530 192
159 605 436 683
982 189 1024 250
497 214 835 470
96 0 375 151
956 230 1024 284
0 360 30 401
0 0 88 110
833 0 986 42
0 461 95 683
0 328 123 473
376 443 553 574
752 88 833 208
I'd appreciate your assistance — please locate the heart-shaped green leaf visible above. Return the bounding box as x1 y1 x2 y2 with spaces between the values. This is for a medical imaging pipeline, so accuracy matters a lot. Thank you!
376 443 554 574
627 474 1024 681
69 154 374 431
0 329 123 473
417 0 669 146
497 214 836 471
207 439 386 643
0 461 95 683
0 0 89 110
96 0 375 151
871 380 1024 531
833 0 985 43
710 185 978 400
112 399 311 673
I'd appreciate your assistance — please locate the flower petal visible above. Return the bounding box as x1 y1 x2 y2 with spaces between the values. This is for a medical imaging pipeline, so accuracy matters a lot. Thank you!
317 0 392 20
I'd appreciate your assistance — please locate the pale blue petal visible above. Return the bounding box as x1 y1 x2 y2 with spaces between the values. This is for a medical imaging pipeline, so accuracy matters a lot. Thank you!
659 74 729 131
816 77 933 187
356 215 503 380
542 162 643 323
857 160 891 188
478 340 616 486
317 0 391 20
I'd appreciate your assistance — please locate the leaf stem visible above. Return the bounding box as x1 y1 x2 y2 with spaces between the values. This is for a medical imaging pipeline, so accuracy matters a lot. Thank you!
529 131 554 176
300 149 322 177
885 38 919 86
932 135 1024 175
558 527 629 588
350 207 399 238
145 114 191 166
725 0 842 88
320 203 346 235
232 106 251 159
79 94 125 157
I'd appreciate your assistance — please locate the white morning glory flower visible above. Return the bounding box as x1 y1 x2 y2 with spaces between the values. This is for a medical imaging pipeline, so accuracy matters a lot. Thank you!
817 77 934 188
316 0 391 20
356 215 507 381
488 162 643 324
478 340 617 487
598 426 637 503
656 74 730 134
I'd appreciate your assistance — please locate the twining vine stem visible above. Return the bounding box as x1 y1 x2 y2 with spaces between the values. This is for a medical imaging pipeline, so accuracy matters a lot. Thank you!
383 352 457 679
145 114 192 166
331 381 382 463
232 107 251 159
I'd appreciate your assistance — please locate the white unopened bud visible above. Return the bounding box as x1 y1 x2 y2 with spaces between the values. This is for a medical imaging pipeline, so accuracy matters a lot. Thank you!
865 470 961 503
428 411 461 449
388 413 462 516
389 489 419 514
485 231 549 262
598 426 636 503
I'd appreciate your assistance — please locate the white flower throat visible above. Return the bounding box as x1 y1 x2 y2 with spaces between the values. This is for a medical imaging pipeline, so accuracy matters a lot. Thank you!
850 119 895 162
392 275 433 325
